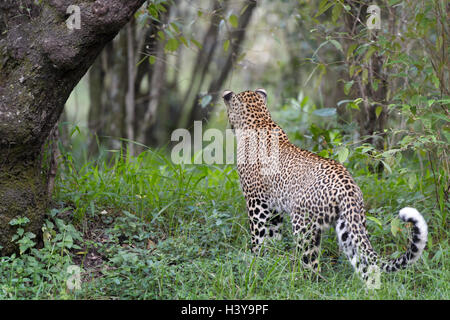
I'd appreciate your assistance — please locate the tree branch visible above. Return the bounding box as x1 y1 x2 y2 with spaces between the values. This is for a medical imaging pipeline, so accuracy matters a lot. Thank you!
0 0 146 156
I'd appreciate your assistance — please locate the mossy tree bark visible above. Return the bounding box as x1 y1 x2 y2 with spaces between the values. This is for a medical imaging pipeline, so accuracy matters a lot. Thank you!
0 0 146 255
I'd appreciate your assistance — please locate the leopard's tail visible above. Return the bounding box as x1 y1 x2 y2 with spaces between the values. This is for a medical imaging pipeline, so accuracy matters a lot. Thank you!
336 206 428 281
379 207 428 273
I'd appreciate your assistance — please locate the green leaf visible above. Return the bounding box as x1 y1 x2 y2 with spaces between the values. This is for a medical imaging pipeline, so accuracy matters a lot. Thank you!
380 160 392 174
331 2 343 24
229 14 238 28
318 149 330 158
347 43 357 61
359 144 374 154
363 46 377 63
165 38 179 52
362 68 368 85
344 80 354 95
240 4 250 15
156 3 167 13
390 218 401 237
9 217 30 226
300 95 309 108
337 147 349 163
179 36 188 47
400 135 413 147
315 0 333 18
223 39 230 52
329 39 343 53
170 22 180 34
349 64 357 78
375 106 383 118
348 102 360 110
367 216 383 229
190 38 203 49
149 55 156 65
312 108 337 117
147 5 159 19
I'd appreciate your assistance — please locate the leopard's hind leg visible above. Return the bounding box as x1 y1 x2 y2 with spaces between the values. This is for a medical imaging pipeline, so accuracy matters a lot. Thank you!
267 210 283 241
291 212 322 272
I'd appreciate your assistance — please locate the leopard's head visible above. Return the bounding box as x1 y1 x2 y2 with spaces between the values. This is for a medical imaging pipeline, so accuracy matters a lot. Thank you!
222 88 272 130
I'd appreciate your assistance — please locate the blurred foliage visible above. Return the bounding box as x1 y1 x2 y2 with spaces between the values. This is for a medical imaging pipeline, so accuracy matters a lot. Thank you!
2 0 449 300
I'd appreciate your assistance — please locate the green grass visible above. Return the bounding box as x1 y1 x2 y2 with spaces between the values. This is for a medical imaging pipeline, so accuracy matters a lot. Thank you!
0 148 448 299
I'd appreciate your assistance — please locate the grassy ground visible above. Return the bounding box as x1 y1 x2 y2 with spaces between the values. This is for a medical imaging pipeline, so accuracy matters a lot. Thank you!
0 149 448 299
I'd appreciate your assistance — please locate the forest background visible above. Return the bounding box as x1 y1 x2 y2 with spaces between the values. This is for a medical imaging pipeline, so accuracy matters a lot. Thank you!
0 0 448 299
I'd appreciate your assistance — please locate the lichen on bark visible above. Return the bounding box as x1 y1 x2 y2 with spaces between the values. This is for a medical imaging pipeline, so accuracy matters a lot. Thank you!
0 159 47 254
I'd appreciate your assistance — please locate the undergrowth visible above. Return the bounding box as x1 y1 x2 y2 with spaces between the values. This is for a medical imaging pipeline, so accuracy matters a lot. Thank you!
0 147 448 300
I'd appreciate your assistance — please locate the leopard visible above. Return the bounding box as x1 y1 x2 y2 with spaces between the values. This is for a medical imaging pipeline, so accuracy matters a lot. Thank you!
222 88 428 283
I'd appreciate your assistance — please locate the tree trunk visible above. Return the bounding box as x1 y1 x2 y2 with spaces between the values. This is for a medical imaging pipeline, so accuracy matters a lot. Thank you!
178 0 228 129
125 20 136 156
88 54 105 155
202 0 257 121
185 0 257 127
88 10 169 154
87 30 130 155
0 0 146 255
137 5 172 150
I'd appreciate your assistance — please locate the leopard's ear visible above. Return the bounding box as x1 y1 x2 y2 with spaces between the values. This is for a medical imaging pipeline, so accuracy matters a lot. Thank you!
222 90 233 101
255 88 267 102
